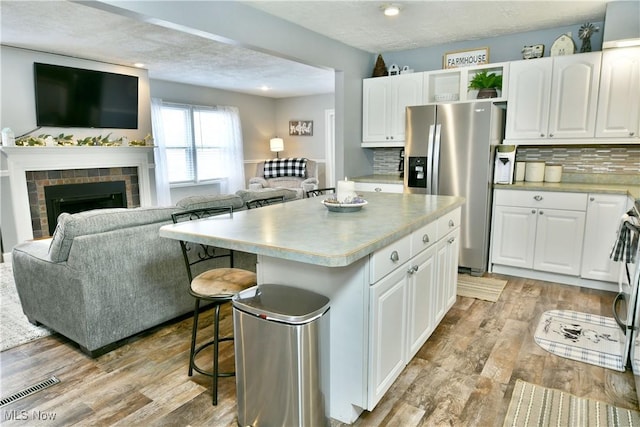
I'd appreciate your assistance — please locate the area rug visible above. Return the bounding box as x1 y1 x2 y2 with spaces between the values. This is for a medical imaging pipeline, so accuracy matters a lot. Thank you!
503 379 640 427
534 309 625 372
457 274 507 302
1 262 52 351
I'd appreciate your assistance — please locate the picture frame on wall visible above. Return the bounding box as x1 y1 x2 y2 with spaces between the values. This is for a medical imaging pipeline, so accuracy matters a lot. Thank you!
289 120 313 136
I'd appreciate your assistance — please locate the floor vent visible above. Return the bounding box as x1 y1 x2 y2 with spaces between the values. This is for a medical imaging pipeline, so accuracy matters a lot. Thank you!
0 376 60 407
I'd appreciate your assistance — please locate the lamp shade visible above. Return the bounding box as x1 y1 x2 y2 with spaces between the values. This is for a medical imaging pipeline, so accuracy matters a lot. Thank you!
270 137 284 153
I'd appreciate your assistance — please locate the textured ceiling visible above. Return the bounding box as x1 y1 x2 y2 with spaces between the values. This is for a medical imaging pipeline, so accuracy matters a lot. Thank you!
1 1 609 98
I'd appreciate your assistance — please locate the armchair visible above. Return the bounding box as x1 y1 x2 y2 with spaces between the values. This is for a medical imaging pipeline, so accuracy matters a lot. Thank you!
248 158 318 198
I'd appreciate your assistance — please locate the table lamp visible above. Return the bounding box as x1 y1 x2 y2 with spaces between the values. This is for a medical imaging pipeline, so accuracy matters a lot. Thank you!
270 137 284 158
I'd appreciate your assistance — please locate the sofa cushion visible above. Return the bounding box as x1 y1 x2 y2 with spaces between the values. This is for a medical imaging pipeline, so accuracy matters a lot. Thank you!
176 194 244 211
263 158 307 178
48 206 179 262
236 188 298 203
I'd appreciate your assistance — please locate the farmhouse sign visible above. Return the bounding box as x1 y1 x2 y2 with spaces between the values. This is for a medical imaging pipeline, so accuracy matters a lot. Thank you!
443 47 490 69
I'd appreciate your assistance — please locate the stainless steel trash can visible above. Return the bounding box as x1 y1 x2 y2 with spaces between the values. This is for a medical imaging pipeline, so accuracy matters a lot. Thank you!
232 284 330 427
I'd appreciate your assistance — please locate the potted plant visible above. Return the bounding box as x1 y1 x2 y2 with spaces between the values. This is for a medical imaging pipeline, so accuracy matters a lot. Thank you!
468 71 503 99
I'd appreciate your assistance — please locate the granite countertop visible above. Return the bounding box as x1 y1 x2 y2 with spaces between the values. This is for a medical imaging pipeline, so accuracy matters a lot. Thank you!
352 174 403 185
494 181 639 201
159 192 464 267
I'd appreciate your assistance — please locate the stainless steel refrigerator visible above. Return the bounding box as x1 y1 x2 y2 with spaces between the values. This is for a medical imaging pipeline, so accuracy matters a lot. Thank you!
404 102 505 275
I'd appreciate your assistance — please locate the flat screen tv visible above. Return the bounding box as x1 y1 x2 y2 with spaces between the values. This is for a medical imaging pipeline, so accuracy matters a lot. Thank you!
34 62 139 129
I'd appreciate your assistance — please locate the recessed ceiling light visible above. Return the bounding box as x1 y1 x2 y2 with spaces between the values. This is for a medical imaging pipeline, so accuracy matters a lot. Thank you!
382 4 401 16
134 63 145 68
260 85 270 91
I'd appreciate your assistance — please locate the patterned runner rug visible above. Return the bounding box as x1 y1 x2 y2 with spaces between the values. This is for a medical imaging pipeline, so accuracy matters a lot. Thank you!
457 274 507 302
503 379 640 427
1 262 52 351
534 309 625 372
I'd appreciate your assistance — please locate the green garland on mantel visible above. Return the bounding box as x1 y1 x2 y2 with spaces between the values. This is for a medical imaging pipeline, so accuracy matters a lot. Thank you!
15 133 153 147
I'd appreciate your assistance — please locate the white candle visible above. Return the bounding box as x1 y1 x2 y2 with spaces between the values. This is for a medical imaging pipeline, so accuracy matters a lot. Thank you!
337 177 356 203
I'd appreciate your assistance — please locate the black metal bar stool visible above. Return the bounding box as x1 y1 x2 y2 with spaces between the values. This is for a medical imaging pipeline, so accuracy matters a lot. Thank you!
171 206 256 405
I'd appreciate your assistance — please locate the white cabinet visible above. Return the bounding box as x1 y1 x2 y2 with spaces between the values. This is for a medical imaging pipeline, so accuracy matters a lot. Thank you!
368 264 408 407
362 73 423 147
354 181 404 194
491 190 587 275
595 47 640 139
368 207 460 409
505 52 601 142
581 194 629 281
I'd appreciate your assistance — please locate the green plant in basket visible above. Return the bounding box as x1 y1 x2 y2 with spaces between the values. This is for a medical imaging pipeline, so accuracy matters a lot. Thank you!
468 71 502 99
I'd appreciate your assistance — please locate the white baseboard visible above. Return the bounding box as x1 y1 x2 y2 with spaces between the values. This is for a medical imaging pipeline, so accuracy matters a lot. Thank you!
491 264 618 293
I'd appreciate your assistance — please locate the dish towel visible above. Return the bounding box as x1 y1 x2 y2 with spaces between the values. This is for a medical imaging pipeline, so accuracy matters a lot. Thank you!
610 209 639 264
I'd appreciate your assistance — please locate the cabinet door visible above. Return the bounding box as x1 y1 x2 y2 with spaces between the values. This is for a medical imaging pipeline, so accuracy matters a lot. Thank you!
363 78 391 142
368 266 407 409
595 47 640 139
491 205 537 268
548 52 601 139
533 209 586 275
581 194 628 281
407 245 437 360
435 227 460 324
389 73 423 141
505 58 552 140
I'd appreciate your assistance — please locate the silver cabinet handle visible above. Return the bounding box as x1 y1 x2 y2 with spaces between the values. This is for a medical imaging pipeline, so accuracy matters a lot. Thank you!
549 133 554 137
448 237 455 244
590 197 595 202
390 250 399 262
407 265 419 274
449 219 455 228
532 209 536 214
422 234 430 243
374 187 382 192
540 133 545 137
630 132 635 136
534 195 543 201
539 211 544 215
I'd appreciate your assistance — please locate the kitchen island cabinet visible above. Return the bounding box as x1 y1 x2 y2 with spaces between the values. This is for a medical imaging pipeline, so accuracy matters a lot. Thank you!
160 192 464 424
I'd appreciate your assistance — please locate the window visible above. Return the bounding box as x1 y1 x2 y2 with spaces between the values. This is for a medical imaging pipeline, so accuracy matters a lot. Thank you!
158 102 245 188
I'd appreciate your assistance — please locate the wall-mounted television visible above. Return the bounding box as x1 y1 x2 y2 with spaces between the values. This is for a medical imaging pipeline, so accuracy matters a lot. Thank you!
34 62 139 129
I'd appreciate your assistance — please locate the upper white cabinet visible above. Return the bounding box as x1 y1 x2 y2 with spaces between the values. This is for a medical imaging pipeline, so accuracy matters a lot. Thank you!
505 52 601 142
595 47 640 139
423 62 509 104
362 73 423 147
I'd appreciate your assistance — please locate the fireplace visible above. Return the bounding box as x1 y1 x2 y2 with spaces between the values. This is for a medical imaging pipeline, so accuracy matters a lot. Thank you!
44 181 128 235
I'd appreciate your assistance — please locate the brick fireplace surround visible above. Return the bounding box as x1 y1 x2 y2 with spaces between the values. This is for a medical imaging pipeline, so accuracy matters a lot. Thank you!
1 146 155 245
27 167 141 239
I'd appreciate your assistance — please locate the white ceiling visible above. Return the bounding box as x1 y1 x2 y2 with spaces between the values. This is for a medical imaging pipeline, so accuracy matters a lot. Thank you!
0 1 609 98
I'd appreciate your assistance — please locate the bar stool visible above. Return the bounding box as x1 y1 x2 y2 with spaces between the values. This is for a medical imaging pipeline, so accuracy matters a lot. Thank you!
306 187 336 198
245 195 285 209
171 206 256 405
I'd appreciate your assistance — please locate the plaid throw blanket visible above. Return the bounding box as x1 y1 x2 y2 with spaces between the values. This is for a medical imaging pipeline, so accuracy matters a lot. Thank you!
263 158 307 178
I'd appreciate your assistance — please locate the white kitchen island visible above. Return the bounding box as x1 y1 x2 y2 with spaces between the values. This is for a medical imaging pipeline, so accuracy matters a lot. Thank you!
159 192 464 424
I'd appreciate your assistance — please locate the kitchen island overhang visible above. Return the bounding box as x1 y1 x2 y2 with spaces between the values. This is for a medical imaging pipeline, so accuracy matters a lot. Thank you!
159 192 465 423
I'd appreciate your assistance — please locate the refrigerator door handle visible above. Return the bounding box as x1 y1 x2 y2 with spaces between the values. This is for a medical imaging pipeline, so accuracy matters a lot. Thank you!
431 124 442 194
426 124 435 194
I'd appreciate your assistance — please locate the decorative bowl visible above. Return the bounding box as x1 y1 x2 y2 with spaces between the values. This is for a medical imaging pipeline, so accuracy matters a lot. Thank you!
322 199 368 213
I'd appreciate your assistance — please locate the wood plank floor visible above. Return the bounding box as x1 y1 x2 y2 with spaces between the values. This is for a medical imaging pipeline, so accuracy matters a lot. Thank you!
1 274 637 426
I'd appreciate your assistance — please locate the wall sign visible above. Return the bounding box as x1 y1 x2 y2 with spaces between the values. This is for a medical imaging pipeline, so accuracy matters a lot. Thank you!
443 47 490 69
289 120 313 136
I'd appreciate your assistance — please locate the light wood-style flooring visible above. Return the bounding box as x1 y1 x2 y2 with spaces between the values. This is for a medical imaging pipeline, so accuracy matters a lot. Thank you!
1 274 637 426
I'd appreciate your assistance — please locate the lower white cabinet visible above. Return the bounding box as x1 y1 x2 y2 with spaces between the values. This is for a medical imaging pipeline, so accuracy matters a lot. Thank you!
354 181 404 194
368 207 460 409
581 194 628 281
491 189 630 286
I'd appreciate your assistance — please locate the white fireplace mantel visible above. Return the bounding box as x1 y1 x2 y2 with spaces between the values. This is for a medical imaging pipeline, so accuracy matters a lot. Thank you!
1 146 155 244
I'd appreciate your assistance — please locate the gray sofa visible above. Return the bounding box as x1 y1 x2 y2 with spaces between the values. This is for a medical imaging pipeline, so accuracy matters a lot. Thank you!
11 192 268 357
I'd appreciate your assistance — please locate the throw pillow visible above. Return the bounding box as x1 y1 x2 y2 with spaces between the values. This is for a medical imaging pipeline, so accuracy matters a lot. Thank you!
263 158 307 178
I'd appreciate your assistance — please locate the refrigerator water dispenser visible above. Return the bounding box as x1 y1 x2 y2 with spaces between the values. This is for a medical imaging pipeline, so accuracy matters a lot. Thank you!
494 145 516 184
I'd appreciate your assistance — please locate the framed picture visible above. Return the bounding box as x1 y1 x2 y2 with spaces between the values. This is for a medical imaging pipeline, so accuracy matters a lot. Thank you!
443 47 490 69
289 120 313 136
